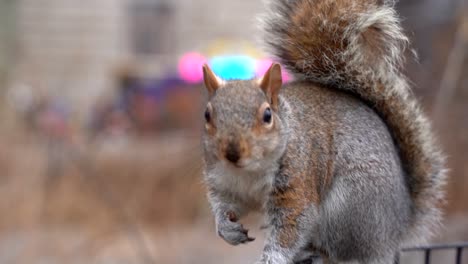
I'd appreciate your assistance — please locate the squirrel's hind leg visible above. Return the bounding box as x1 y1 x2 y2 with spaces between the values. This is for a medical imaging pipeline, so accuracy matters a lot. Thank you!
255 195 320 264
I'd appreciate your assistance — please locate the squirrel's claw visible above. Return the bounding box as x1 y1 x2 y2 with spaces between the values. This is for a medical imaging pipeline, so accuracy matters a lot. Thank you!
241 227 255 242
217 221 255 245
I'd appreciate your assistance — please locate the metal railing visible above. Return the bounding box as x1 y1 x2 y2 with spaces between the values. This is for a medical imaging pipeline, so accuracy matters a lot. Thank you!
297 242 468 264
397 242 468 264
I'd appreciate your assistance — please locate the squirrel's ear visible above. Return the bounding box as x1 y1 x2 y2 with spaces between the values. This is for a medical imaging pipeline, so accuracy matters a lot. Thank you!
202 64 223 98
259 63 282 111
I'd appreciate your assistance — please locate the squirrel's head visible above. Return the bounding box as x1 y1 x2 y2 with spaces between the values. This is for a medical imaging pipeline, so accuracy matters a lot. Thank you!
201 63 287 172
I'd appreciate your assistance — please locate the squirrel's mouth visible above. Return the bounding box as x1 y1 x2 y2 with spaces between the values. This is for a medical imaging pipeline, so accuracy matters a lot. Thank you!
221 157 248 170
226 160 245 169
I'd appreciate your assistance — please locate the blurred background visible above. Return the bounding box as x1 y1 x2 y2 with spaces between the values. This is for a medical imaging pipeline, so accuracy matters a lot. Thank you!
0 0 467 263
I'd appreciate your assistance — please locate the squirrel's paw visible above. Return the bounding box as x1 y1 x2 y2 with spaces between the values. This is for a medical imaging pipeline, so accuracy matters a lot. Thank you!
253 255 288 264
217 221 255 246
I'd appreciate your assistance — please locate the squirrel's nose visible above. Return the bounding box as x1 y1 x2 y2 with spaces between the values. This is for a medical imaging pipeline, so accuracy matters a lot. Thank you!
225 143 240 164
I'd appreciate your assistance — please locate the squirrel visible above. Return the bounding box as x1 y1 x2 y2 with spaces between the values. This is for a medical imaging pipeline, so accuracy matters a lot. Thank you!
201 0 446 263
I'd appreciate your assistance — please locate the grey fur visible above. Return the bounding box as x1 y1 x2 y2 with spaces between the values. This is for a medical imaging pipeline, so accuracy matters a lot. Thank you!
202 0 446 263
259 0 446 243
314 96 411 262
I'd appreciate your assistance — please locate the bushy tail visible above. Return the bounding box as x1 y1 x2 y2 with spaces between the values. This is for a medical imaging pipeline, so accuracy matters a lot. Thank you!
261 0 446 241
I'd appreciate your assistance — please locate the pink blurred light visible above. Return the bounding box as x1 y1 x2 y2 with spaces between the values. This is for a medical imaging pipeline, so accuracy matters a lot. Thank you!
178 52 207 83
255 59 291 82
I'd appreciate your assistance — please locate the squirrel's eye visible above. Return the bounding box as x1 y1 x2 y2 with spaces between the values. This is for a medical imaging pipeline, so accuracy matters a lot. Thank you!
204 108 211 123
263 107 272 124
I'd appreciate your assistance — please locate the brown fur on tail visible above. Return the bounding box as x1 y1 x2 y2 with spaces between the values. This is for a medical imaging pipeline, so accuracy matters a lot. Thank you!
261 0 446 240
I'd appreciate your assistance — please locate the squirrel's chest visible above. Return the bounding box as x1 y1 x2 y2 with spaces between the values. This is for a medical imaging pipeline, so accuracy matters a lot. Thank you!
214 166 276 210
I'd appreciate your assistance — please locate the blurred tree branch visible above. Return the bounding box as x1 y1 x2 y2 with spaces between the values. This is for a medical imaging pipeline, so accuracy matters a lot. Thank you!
433 5 468 124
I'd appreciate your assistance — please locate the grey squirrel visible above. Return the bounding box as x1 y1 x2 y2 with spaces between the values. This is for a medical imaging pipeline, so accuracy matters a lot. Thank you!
201 0 446 263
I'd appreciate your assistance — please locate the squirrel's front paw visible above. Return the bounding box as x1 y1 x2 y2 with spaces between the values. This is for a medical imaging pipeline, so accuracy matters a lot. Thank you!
217 220 255 246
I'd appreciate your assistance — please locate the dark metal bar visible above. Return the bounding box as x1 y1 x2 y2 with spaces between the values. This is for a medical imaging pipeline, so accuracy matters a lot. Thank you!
403 242 468 252
424 249 431 264
394 252 400 264
455 247 463 264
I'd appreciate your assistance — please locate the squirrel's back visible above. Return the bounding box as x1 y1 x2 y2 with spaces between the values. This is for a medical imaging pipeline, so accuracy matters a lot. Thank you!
261 0 446 241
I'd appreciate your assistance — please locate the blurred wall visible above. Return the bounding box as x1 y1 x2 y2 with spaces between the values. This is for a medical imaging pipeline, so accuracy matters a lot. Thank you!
13 0 127 111
10 0 264 113
173 0 263 53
